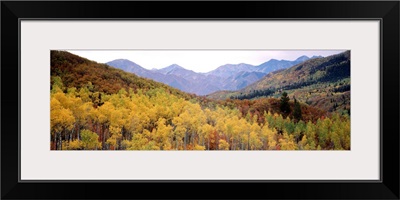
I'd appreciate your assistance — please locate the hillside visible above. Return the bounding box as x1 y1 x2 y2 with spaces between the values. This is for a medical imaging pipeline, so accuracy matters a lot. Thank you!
207 51 350 113
51 51 195 100
50 51 350 151
220 98 327 124
222 71 267 90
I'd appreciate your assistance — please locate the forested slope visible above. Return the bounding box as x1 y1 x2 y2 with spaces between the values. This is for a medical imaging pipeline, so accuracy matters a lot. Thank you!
208 51 351 113
50 51 350 150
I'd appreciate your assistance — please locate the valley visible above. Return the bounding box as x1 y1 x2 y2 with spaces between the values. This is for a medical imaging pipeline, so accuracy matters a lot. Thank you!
50 50 350 151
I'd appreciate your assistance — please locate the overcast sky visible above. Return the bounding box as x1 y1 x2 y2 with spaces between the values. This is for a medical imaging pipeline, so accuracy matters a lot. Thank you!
67 50 345 73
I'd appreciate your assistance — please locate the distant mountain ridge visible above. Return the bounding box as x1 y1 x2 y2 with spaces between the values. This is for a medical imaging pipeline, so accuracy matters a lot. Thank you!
205 63 255 79
255 55 322 74
207 51 350 113
106 55 320 95
50 51 195 101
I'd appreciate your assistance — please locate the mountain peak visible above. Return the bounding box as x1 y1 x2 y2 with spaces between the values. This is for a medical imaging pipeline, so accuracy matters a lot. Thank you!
159 64 186 74
206 63 255 79
108 58 136 64
295 55 310 62
220 63 252 67
157 64 198 76
311 55 323 59
106 59 144 71
165 64 184 70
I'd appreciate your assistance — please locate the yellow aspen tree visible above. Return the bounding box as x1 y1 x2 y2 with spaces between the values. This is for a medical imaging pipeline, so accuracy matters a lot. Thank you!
193 144 206 150
261 123 275 150
80 129 101 150
218 139 230 150
50 98 75 150
249 131 263 150
305 121 317 150
172 116 186 150
267 128 278 150
299 135 308 150
106 126 122 150
94 101 115 150
248 120 261 150
200 124 213 150
279 132 297 150
155 118 173 150
130 131 149 150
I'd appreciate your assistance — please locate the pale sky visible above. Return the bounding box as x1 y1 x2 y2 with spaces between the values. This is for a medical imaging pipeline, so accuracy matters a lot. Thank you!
67 50 345 73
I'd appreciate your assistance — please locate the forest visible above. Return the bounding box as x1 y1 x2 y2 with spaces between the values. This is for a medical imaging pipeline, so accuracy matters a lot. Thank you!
209 51 351 113
51 51 350 150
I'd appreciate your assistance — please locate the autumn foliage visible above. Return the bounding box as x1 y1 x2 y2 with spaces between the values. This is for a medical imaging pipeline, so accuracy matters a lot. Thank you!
50 51 350 150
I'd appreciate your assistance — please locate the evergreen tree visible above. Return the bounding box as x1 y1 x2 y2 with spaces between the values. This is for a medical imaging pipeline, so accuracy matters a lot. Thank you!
293 96 302 122
280 92 291 115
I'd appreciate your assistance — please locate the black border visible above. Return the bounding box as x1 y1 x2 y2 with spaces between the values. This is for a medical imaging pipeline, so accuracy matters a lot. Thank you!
2 1 399 199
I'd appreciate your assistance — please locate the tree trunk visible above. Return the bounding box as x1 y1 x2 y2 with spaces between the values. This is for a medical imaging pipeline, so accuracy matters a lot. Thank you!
69 128 73 142
77 125 80 141
247 132 251 150
54 132 58 150
58 131 62 150
184 132 187 150
264 138 267 150
101 124 106 150
192 131 195 146
216 133 219 150
176 133 179 150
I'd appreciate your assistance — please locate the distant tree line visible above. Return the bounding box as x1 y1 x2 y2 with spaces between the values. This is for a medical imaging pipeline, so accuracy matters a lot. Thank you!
230 89 275 100
333 84 350 93
230 80 317 100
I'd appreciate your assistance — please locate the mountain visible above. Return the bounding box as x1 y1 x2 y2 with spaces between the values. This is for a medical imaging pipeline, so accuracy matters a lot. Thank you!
106 60 193 93
51 51 194 100
157 64 184 74
311 55 323 59
255 56 312 74
106 59 145 74
158 64 205 81
246 52 349 93
222 71 267 90
106 59 155 78
106 55 317 96
295 55 310 62
106 61 218 95
206 63 255 79
207 51 350 113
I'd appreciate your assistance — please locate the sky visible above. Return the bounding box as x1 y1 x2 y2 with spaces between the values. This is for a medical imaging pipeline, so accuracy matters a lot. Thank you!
67 50 346 73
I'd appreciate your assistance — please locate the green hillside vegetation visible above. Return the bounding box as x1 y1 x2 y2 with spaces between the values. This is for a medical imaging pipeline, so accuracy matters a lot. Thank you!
50 51 350 150
208 51 351 114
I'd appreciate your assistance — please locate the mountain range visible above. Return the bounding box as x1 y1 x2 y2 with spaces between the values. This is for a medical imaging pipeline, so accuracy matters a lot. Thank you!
207 51 350 113
106 55 322 95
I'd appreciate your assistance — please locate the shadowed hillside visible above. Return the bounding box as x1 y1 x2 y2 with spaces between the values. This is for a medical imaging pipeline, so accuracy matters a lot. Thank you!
208 51 350 114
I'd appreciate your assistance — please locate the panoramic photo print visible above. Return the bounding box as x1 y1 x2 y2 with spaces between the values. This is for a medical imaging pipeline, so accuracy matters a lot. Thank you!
50 50 350 150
